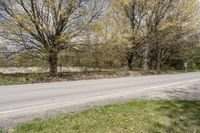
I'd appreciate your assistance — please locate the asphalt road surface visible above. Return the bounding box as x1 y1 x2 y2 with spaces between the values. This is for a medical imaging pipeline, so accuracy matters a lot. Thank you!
0 72 200 128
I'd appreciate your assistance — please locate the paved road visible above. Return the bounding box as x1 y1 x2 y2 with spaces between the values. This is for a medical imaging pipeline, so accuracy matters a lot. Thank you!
0 72 200 128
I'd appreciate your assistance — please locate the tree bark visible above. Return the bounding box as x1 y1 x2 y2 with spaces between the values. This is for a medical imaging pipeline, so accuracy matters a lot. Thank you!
143 43 149 72
127 52 133 70
48 50 59 76
157 47 161 72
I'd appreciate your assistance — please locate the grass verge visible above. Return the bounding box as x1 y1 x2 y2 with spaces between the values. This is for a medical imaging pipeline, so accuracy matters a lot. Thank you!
0 70 186 86
0 73 45 86
13 100 200 133
0 71 124 86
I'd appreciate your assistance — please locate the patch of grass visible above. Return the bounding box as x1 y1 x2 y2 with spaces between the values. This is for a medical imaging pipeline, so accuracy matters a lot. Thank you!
0 73 46 86
14 100 200 133
0 70 128 86
0 70 188 86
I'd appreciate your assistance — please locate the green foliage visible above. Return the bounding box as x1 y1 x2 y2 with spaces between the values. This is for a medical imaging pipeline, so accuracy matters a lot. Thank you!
14 100 200 133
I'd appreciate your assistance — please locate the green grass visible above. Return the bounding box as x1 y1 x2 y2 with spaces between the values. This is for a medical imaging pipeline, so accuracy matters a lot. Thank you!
0 70 128 86
0 70 187 86
13 100 200 133
0 73 46 86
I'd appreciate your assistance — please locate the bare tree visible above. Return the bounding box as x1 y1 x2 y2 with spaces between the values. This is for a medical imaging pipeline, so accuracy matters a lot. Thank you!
121 0 147 70
0 0 106 76
115 0 199 71
145 0 199 71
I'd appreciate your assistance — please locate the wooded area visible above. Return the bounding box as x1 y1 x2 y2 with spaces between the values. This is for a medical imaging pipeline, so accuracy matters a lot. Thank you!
0 0 200 76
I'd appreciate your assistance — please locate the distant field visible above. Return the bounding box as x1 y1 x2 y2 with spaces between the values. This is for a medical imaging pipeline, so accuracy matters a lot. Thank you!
12 100 200 133
0 67 87 74
0 67 191 74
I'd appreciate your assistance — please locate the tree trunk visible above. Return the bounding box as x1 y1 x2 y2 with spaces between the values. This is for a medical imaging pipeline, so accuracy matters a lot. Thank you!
127 52 133 70
157 60 161 72
143 43 149 72
48 50 58 76
157 47 161 72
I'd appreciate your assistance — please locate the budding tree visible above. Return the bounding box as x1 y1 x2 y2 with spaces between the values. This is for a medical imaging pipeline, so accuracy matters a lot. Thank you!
115 0 199 71
0 0 106 75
